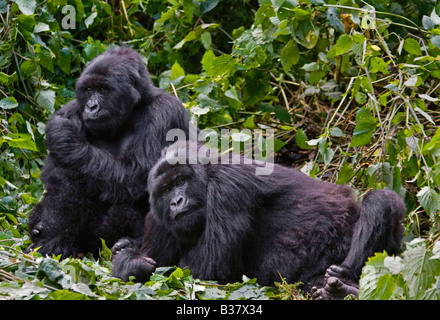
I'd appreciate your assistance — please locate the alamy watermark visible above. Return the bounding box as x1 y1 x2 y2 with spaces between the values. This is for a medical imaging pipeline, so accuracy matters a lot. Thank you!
61 5 76 30
165 120 275 176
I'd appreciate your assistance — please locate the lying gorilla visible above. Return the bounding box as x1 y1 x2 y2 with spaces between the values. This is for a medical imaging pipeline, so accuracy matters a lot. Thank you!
112 141 405 299
27 47 190 258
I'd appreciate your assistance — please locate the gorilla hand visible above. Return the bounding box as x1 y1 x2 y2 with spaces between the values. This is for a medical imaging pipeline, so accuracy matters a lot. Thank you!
45 111 90 167
112 239 157 283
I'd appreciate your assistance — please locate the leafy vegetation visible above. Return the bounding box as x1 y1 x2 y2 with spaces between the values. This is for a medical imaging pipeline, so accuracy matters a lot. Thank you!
1 0 440 300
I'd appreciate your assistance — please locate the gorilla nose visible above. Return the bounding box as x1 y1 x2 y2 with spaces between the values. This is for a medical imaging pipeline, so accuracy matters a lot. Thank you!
170 195 186 214
171 195 184 208
86 104 99 113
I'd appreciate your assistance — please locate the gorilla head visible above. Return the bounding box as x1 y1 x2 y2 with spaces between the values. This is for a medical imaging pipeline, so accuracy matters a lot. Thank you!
147 153 208 238
75 47 152 138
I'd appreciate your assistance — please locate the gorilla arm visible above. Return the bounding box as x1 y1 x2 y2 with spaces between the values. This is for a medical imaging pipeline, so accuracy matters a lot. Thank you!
44 94 188 192
44 103 132 187
179 165 259 283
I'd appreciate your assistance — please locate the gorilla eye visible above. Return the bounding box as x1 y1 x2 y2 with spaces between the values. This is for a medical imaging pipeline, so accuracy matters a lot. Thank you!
161 186 172 194
98 88 106 94
176 179 185 186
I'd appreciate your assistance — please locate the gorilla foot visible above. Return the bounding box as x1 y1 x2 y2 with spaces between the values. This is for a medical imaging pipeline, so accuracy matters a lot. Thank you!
111 238 135 255
311 265 359 300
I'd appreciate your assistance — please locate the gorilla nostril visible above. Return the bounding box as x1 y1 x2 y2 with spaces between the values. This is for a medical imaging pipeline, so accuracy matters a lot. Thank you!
171 196 185 210
88 104 98 112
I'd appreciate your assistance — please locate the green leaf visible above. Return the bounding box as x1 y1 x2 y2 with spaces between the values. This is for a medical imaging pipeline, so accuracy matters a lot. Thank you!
349 107 378 147
326 7 345 33
36 89 56 113
4 133 38 151
432 240 440 260
184 30 197 42
431 9 440 25
302 62 320 72
20 60 36 78
273 139 286 152
34 22 50 33
153 9 173 31
200 0 220 15
361 9 376 30
201 50 216 73
57 47 71 75
14 0 36 15
200 32 212 49
0 97 18 110
274 106 290 123
423 127 440 155
375 273 396 300
0 72 19 85
224 88 241 102
84 12 97 28
329 127 344 137
359 252 392 300
82 38 106 62
431 35 440 48
244 71 270 106
207 54 236 77
37 258 69 284
327 34 354 59
422 16 435 30
48 290 91 300
243 117 256 129
291 8 311 20
183 0 195 20
403 38 422 56
99 239 112 262
171 61 185 79
318 139 334 166
38 48 55 73
402 239 440 299
309 71 326 85
417 186 440 219
370 57 389 74
336 163 354 184
404 76 421 87
355 92 367 104
280 40 300 72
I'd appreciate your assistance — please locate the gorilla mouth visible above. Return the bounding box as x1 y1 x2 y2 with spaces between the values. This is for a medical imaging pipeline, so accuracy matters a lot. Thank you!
174 210 191 221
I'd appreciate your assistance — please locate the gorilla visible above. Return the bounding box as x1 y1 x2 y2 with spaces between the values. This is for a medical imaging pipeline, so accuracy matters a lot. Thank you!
112 141 405 300
27 47 190 258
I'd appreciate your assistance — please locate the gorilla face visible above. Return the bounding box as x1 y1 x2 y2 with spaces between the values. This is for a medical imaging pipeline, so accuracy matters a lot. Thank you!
27 200 87 258
149 164 207 237
75 52 144 138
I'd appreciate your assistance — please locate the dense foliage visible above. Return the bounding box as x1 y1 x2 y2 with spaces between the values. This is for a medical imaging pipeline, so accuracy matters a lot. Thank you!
1 0 440 300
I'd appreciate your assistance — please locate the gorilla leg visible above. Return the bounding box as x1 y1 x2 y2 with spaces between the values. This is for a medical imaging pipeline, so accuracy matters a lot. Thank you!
342 189 405 276
313 189 405 299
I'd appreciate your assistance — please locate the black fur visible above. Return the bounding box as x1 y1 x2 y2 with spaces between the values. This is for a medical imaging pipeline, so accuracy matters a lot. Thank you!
112 141 405 297
27 47 190 258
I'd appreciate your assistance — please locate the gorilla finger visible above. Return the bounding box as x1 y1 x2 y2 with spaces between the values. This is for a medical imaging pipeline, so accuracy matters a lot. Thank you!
143 257 156 266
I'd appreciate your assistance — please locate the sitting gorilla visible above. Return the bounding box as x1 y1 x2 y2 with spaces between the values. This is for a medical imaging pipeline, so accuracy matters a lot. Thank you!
27 47 190 258
112 141 405 299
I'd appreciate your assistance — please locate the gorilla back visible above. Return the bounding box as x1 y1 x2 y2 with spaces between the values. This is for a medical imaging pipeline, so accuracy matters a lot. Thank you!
112 141 405 299
28 47 190 258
